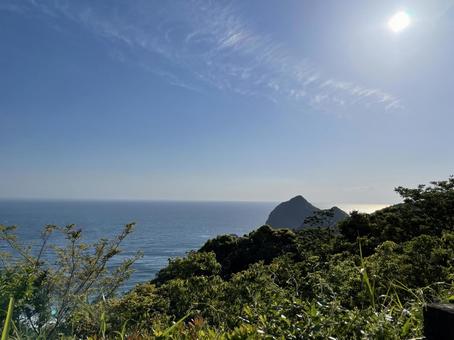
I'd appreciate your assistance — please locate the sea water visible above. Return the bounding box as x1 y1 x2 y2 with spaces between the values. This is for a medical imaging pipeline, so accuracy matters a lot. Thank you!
0 200 275 290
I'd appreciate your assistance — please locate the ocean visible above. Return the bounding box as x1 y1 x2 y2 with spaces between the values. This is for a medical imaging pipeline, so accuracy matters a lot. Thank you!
0 200 275 290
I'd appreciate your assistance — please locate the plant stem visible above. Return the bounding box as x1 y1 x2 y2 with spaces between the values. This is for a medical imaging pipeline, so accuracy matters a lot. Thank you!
1 297 14 340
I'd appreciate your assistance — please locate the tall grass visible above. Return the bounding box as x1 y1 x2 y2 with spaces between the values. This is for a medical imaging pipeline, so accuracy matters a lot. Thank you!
358 240 375 309
1 297 14 340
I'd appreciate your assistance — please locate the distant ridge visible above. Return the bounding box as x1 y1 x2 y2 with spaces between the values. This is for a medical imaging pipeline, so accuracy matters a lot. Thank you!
265 195 348 229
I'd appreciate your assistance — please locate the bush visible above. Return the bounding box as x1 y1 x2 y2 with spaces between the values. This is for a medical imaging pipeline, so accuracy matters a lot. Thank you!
0 223 140 338
153 251 221 284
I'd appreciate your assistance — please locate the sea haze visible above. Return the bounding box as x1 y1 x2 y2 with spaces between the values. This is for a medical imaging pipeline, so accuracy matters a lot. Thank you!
0 200 275 290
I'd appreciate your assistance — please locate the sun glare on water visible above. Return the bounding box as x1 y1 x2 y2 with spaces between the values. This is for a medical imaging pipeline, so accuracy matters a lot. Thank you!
388 11 411 33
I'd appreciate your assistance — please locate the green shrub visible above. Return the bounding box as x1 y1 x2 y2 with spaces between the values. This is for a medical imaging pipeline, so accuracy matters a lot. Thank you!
153 251 221 284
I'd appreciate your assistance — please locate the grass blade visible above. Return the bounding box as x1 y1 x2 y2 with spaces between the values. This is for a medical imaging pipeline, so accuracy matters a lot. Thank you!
1 297 14 340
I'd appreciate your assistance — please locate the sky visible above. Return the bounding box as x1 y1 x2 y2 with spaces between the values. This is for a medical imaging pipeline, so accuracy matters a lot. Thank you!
0 0 453 209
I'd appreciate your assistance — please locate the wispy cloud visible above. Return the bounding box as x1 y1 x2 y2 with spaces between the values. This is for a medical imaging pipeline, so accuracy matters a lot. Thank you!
4 0 402 113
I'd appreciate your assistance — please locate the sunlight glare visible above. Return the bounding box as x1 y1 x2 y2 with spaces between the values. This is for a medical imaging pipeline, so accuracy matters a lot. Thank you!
388 11 411 33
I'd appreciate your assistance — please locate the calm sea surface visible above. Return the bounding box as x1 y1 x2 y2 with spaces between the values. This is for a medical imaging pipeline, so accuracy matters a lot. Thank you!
0 200 275 290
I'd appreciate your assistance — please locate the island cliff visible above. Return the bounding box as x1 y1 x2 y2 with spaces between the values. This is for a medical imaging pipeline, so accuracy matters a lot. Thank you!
265 195 348 229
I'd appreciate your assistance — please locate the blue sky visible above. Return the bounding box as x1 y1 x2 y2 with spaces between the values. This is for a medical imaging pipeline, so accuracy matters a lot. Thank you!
0 0 453 208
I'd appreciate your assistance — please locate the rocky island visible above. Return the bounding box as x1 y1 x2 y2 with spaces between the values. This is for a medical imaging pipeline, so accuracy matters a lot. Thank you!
265 195 348 229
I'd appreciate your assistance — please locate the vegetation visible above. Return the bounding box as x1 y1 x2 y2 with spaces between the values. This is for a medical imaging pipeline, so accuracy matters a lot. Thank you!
0 223 141 338
1 178 453 338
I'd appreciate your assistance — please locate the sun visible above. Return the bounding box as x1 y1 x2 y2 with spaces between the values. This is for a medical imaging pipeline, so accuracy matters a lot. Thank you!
388 11 411 33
